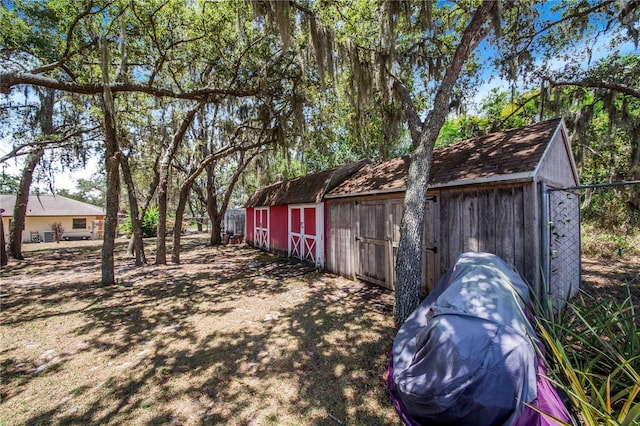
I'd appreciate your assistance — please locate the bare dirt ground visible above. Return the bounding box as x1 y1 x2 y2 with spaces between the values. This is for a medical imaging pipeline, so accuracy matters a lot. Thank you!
1 235 637 425
1 235 397 425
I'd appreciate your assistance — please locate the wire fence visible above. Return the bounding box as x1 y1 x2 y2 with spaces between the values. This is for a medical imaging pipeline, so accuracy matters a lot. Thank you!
543 180 639 309
546 187 581 309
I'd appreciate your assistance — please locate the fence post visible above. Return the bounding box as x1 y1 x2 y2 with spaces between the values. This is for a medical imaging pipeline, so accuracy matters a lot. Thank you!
540 181 549 310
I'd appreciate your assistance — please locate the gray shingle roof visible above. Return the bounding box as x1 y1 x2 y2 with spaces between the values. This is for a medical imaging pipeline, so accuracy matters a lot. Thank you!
0 194 105 216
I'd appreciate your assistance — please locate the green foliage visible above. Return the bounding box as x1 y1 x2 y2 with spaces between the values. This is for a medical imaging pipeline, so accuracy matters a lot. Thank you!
581 223 640 259
535 290 639 425
437 115 489 146
0 172 20 194
119 207 158 238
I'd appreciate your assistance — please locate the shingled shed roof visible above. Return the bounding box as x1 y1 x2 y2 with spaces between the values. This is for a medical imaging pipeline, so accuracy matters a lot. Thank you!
326 118 567 198
245 159 368 207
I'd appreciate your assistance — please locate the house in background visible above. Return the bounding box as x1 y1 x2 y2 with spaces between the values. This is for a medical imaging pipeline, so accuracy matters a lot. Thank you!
246 118 581 309
0 194 105 242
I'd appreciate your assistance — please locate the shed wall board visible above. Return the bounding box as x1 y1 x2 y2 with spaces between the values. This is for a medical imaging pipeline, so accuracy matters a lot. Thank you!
435 184 534 287
547 189 581 307
245 207 255 243
536 131 579 187
326 199 356 278
522 182 541 292
269 205 289 256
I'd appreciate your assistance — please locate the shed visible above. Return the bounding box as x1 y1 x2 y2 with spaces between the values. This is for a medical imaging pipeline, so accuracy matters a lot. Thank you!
324 118 580 305
245 160 368 267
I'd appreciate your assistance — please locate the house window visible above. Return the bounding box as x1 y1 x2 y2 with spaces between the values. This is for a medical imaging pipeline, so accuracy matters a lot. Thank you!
72 218 87 229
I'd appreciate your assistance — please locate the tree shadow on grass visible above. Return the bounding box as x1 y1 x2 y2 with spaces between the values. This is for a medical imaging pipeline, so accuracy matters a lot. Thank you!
2 238 400 425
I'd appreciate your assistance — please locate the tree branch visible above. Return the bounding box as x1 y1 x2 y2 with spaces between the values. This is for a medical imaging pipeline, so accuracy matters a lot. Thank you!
391 77 423 146
545 77 640 99
516 0 615 42
0 72 263 99
0 125 101 163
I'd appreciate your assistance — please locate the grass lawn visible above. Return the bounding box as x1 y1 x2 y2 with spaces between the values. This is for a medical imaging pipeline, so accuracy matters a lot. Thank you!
1 235 399 425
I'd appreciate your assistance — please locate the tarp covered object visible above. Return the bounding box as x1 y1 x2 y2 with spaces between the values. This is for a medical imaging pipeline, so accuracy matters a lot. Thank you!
388 252 571 426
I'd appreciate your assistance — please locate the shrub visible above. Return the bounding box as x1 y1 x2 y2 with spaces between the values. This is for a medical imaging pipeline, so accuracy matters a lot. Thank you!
50 222 64 243
119 207 159 238
534 287 639 425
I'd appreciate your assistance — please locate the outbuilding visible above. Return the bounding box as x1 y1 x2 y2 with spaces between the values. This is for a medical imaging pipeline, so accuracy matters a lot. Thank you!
245 160 368 268
325 118 580 305
247 118 580 307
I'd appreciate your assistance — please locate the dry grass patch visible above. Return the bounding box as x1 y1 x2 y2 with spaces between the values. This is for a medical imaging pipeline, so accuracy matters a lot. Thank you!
1 236 400 425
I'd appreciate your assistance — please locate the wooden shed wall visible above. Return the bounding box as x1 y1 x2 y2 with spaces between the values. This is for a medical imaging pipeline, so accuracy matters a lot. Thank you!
537 130 578 187
326 193 403 287
434 182 541 292
325 181 542 296
245 207 255 243
269 205 289 256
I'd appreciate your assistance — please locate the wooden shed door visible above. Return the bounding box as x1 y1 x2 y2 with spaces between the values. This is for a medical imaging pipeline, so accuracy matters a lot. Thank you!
255 207 269 250
289 205 321 266
356 199 401 290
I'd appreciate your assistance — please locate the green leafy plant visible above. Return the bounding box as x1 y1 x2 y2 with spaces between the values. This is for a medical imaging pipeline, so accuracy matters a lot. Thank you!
534 286 640 425
119 207 159 238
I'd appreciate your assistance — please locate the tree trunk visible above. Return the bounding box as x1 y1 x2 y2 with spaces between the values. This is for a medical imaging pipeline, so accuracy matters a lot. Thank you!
156 160 170 264
0 210 7 266
100 37 121 286
171 182 191 264
206 165 222 246
8 87 53 260
393 1 495 325
155 103 202 265
8 147 44 259
120 153 146 265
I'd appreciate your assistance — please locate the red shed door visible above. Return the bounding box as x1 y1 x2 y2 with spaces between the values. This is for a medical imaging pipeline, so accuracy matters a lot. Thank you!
254 207 269 250
289 204 322 266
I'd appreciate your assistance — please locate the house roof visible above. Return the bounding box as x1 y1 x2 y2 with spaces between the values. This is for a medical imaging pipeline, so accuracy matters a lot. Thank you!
326 118 567 198
0 194 105 217
246 159 369 207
